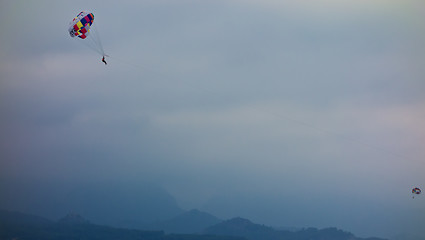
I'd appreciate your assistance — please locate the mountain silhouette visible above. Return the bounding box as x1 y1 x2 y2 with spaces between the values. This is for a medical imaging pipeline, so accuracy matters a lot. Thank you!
204 217 283 240
58 212 90 225
0 181 184 229
204 217 388 240
146 209 221 233
0 210 243 240
0 209 389 240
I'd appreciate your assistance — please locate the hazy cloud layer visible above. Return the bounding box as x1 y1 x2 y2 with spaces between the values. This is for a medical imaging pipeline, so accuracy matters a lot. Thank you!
1 0 424 239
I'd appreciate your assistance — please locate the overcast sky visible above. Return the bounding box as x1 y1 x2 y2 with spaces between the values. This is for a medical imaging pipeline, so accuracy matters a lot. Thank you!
1 0 424 239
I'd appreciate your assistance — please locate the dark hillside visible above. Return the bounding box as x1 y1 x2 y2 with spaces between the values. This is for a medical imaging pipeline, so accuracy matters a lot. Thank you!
147 209 221 233
0 210 244 240
204 217 388 240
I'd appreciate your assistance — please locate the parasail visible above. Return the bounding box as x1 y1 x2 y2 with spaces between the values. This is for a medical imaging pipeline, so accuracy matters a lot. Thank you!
412 187 421 198
68 11 106 58
69 11 94 39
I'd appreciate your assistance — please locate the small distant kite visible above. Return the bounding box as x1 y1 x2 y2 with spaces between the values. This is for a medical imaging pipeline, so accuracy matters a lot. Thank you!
412 187 421 198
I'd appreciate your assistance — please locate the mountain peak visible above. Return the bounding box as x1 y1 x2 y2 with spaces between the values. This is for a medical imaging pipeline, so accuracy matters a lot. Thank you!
186 209 205 215
204 216 275 237
226 217 253 225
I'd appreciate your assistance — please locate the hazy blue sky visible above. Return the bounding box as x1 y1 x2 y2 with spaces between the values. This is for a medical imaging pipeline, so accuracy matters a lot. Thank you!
1 0 424 239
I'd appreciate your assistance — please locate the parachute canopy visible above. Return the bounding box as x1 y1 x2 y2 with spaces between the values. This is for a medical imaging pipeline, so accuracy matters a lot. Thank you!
412 187 421 195
68 11 94 39
68 11 106 57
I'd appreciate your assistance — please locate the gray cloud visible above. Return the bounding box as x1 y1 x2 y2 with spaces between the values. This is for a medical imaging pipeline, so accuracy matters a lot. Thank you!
1 1 424 239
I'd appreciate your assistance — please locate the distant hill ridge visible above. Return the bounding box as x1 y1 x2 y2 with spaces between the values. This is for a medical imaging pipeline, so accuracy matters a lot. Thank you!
0 181 184 228
0 209 242 240
146 209 221 233
58 212 90 225
204 217 387 240
0 209 388 240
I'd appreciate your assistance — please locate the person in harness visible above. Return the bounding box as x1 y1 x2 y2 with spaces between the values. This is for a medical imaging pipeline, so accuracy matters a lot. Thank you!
102 56 107 65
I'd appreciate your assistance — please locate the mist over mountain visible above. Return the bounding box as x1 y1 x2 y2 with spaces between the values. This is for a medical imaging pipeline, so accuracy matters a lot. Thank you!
0 210 243 240
0 210 391 240
0 209 53 226
0 179 407 240
1 178 420 240
1 1 425 240
0 180 183 228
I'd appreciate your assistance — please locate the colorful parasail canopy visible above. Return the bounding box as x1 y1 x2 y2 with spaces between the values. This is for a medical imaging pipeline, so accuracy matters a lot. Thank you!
412 187 421 195
68 11 94 39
